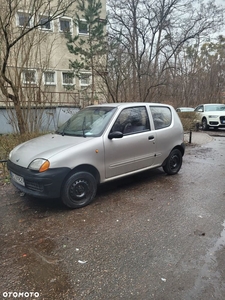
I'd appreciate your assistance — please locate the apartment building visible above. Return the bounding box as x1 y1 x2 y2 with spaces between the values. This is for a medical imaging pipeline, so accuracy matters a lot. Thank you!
0 0 107 109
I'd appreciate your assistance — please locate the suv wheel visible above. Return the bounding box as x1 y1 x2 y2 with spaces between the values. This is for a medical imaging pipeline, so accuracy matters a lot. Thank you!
202 118 209 131
163 149 182 175
62 171 97 208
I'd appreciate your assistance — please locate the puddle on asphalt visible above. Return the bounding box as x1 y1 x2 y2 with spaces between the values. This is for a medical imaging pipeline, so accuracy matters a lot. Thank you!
184 221 225 299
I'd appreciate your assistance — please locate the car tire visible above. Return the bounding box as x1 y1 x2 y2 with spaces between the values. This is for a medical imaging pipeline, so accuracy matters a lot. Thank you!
163 149 182 175
202 118 209 131
61 171 97 208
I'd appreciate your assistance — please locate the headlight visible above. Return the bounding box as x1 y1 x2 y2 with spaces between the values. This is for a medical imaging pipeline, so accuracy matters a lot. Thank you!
209 115 219 118
28 159 50 172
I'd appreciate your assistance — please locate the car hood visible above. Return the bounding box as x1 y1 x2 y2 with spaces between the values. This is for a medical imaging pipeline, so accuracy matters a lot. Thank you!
9 133 93 168
199 111 225 115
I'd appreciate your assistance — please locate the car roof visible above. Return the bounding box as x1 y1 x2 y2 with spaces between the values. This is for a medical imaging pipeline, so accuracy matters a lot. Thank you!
87 102 172 109
203 103 225 106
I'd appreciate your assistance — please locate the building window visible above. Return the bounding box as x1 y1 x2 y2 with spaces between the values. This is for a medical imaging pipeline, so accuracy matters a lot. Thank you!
80 73 91 87
22 69 37 84
44 71 56 85
40 16 52 31
59 17 72 33
78 20 88 35
17 12 32 28
62 72 74 85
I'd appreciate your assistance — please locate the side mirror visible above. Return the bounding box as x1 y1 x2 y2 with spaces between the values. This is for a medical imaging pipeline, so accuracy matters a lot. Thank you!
108 131 123 139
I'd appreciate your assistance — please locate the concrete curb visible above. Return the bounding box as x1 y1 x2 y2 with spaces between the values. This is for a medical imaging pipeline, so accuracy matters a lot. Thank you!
184 131 213 145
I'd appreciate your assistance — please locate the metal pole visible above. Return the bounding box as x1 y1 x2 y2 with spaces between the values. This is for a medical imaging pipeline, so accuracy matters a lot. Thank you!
189 130 192 144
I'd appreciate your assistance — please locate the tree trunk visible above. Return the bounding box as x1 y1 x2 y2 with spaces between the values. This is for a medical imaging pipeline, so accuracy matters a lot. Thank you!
14 99 27 135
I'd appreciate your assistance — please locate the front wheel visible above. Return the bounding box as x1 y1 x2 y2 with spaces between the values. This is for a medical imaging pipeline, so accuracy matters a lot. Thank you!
61 171 97 208
202 118 209 131
163 149 182 175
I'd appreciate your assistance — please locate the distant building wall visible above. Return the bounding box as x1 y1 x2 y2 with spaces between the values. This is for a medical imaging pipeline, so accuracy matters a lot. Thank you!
0 106 79 134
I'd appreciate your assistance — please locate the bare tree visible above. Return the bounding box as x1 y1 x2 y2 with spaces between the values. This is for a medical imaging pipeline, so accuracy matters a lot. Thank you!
0 0 77 134
173 35 225 107
107 0 224 103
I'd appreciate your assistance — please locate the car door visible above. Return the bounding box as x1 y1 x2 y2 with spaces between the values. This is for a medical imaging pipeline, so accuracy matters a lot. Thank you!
104 106 156 178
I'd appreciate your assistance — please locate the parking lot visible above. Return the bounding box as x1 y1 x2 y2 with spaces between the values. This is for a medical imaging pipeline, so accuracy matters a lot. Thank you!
1 130 225 300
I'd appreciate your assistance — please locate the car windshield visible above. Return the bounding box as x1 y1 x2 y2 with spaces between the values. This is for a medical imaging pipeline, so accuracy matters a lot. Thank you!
205 104 225 112
56 106 116 137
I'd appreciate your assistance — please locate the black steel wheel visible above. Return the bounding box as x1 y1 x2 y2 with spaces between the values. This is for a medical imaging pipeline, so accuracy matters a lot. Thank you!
62 172 97 208
163 149 182 175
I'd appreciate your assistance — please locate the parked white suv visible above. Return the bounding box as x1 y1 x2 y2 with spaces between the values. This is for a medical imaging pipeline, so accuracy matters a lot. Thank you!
194 103 225 130
8 103 185 208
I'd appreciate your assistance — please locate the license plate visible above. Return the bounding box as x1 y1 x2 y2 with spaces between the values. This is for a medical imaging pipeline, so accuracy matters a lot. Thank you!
11 172 25 186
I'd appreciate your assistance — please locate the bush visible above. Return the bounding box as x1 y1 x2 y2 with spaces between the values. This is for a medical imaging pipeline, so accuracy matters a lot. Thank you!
178 111 197 131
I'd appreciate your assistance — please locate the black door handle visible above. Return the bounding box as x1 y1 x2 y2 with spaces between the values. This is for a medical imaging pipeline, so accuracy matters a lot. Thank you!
148 135 154 140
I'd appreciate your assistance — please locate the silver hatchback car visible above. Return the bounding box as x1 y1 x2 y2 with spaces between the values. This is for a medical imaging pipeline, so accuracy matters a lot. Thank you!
8 103 185 208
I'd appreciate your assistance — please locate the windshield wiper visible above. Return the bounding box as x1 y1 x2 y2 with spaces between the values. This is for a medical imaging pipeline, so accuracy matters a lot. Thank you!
61 118 72 136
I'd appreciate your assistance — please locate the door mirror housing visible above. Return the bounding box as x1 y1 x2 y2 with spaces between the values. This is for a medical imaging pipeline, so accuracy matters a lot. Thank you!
108 131 123 139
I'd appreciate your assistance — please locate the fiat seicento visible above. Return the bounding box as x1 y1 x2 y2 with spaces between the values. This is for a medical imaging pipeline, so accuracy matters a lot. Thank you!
7 103 185 208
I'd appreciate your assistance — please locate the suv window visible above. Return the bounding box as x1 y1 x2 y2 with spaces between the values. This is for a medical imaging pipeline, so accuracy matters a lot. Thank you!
195 105 204 112
150 106 172 130
111 106 150 134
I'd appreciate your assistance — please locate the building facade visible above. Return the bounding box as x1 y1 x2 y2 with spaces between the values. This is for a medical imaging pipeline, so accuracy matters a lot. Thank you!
0 0 107 109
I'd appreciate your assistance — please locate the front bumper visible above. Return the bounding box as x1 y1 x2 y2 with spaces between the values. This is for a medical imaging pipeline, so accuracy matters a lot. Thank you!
209 122 225 128
7 160 70 199
209 116 225 127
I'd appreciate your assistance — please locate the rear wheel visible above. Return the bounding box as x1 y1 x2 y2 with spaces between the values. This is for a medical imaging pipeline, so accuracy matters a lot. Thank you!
202 118 209 131
163 149 182 175
61 171 97 208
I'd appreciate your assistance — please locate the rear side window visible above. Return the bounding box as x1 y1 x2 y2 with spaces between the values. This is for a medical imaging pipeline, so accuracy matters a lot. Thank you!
150 106 172 130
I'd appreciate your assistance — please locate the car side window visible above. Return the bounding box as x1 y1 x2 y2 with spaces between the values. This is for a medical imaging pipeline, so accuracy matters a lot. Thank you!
150 106 172 130
195 105 203 112
111 106 150 135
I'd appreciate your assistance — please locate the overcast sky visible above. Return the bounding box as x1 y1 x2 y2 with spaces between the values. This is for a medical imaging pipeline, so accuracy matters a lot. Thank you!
215 0 225 5
214 0 225 37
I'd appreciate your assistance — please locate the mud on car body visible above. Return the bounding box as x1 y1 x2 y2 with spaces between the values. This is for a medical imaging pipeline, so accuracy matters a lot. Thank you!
8 103 185 208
